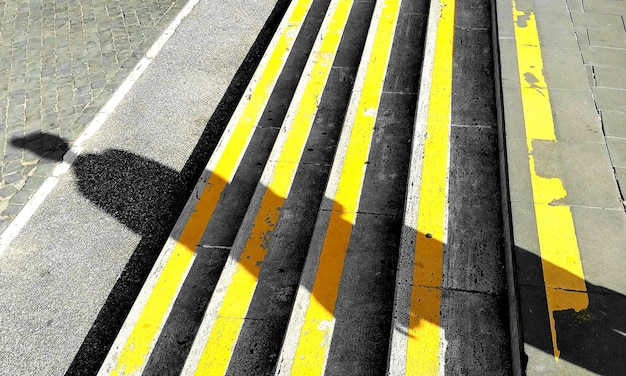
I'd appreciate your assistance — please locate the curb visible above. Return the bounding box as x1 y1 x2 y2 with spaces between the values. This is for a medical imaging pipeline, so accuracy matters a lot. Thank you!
491 0 525 374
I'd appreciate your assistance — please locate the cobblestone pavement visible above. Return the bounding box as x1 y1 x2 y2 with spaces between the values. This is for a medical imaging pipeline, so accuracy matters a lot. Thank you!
0 0 187 233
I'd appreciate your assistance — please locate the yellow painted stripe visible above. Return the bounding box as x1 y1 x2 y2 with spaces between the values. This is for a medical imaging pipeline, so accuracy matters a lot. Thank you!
511 1 588 361
405 0 455 373
289 0 401 373
190 1 354 374
104 0 314 373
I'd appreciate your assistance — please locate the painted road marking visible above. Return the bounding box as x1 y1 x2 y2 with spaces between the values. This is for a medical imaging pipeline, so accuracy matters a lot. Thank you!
180 0 354 373
274 0 400 374
511 0 588 361
96 0 315 373
388 0 455 373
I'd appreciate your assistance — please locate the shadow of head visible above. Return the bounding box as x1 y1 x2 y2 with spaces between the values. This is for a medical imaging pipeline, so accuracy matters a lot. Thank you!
12 132 187 238
11 131 70 162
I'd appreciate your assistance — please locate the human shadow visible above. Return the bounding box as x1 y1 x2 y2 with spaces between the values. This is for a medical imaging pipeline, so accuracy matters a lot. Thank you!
13 131 292 375
11 133 187 238
515 246 626 376
11 133 197 372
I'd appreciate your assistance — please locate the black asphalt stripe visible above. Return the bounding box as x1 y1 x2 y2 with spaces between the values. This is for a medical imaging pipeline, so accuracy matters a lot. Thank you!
444 126 505 294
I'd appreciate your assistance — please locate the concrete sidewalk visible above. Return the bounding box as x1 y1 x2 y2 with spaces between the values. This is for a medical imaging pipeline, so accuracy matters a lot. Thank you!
496 0 626 374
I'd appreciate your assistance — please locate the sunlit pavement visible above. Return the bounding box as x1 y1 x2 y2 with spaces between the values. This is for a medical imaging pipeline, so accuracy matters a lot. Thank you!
0 0 624 374
498 0 626 374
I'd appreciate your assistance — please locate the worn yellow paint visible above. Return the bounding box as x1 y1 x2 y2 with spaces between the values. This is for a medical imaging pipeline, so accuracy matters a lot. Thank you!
405 0 455 373
105 1 314 373
289 0 401 374
512 1 588 360
190 1 353 374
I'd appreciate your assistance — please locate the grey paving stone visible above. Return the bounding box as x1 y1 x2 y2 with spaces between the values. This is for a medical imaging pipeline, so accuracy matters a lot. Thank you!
592 65 626 89
566 0 584 13
570 11 625 31
32 162 55 177
556 141 623 208
498 42 521 84
606 136 626 167
537 19 578 49
9 189 33 205
588 27 626 49
22 164 37 178
23 150 41 164
531 0 570 14
549 89 604 143
22 176 45 192
523 137 621 209
1 204 24 218
3 172 23 185
601 110 626 138
584 65 596 87
510 201 540 261
593 87 626 112
2 160 24 175
583 0 626 17
575 26 591 45
572 206 626 294
0 185 18 199
500 78 527 139
541 47 588 91
0 220 8 235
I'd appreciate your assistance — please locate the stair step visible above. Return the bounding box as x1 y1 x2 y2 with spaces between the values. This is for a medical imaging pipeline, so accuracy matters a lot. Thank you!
95 0 512 373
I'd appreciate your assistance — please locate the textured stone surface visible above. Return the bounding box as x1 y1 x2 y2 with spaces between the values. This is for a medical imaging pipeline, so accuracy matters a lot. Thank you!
0 0 186 229
570 1 626 203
